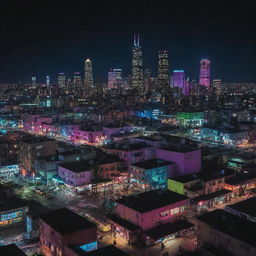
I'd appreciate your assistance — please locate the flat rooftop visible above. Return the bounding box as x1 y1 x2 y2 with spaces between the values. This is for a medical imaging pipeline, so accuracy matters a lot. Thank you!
225 173 256 185
68 245 129 256
39 208 96 235
131 158 175 170
59 161 94 173
147 220 194 241
108 214 140 231
0 196 28 212
0 244 26 256
171 174 200 183
20 136 55 144
226 197 256 218
117 190 188 213
193 189 230 202
197 209 256 247
135 136 163 141
86 245 129 256
159 145 199 153
103 143 149 151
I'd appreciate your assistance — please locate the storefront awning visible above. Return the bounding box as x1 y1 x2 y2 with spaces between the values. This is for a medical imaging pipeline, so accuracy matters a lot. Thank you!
146 220 194 242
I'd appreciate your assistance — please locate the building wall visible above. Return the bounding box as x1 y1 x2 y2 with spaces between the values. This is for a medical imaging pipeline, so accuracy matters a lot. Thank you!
18 140 58 174
168 179 185 195
39 220 97 256
0 206 28 228
197 220 255 256
97 162 123 179
130 165 169 189
156 148 201 176
116 199 189 231
58 166 92 186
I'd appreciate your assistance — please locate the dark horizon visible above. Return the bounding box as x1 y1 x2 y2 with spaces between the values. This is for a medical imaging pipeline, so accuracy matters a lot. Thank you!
1 0 256 83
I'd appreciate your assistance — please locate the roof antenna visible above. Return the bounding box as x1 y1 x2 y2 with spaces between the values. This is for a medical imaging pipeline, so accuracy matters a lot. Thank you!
137 34 140 47
133 34 136 47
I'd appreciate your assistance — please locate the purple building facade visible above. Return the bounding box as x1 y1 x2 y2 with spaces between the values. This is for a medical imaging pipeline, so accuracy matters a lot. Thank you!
199 58 210 87
156 147 201 177
173 70 185 89
58 163 93 187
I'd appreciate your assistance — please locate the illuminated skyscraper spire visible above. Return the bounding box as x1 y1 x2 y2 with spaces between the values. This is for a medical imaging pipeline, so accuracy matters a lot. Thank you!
199 58 210 88
131 34 144 88
84 58 94 91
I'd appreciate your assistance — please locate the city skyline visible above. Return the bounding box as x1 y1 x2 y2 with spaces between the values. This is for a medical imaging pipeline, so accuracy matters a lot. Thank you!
0 1 256 83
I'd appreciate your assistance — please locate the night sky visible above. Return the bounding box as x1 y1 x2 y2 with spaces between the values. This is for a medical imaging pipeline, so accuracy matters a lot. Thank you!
1 0 256 83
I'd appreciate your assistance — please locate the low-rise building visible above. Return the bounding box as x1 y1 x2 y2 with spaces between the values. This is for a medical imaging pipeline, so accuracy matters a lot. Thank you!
197 209 256 256
39 208 97 256
0 196 28 228
18 136 58 176
109 190 192 245
58 161 94 187
168 174 204 198
130 158 175 190
0 244 26 256
225 197 256 222
156 145 201 177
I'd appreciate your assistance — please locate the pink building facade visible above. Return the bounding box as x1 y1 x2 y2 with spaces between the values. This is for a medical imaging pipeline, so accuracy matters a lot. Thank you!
199 58 210 88
102 145 155 168
58 164 93 187
39 208 97 256
116 198 189 231
103 125 132 138
156 147 201 177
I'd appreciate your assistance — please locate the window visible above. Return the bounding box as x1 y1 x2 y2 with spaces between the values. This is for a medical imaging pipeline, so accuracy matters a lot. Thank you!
160 211 169 217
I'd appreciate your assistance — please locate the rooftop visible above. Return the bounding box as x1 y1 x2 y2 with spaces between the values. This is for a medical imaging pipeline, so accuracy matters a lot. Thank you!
225 173 256 185
0 196 28 212
39 208 96 235
103 143 149 151
135 135 164 142
117 190 188 213
197 209 256 247
108 214 140 231
68 245 129 256
0 244 26 256
147 220 194 241
171 174 200 183
159 144 199 153
131 158 174 170
59 161 94 173
20 136 55 144
86 245 129 256
226 197 256 218
193 189 231 202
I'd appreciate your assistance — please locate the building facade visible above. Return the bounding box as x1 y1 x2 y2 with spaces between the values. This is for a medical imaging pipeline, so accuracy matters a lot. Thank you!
131 35 144 89
199 58 210 88
157 50 169 89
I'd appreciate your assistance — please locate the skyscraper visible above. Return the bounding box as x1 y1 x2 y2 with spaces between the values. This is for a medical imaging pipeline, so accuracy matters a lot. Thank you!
57 73 66 89
173 70 185 89
84 58 94 90
199 58 211 87
157 50 169 89
213 79 222 96
131 34 144 88
108 69 122 89
32 76 36 87
73 72 82 87
46 75 50 86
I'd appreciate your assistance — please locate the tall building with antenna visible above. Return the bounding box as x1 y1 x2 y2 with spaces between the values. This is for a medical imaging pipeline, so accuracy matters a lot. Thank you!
131 34 144 88
84 58 94 90
199 58 210 88
157 50 169 89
